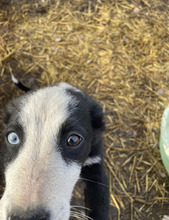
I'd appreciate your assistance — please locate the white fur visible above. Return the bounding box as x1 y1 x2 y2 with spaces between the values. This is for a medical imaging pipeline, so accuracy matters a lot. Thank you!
0 83 81 219
83 156 101 167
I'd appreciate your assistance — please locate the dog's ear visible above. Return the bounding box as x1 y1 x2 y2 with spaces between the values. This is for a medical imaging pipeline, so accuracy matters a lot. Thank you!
88 97 105 131
86 96 105 153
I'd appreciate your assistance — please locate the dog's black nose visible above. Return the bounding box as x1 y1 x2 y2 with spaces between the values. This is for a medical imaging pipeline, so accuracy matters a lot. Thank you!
9 207 50 220
10 216 48 220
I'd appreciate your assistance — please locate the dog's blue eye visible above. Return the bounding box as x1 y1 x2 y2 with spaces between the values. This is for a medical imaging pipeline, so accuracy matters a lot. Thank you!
7 132 20 145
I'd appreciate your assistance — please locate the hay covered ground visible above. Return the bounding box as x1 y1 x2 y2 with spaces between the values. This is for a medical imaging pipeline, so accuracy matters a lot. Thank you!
0 0 169 219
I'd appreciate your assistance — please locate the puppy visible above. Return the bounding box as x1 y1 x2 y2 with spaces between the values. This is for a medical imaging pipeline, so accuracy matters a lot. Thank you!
0 80 109 220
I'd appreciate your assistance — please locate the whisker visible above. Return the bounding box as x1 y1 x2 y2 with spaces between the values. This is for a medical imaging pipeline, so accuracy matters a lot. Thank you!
71 205 91 211
70 212 82 219
79 177 110 188
70 210 93 220
70 212 86 220
71 208 85 215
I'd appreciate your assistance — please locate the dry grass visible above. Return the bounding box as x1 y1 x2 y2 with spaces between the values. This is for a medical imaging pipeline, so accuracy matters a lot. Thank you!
0 0 169 219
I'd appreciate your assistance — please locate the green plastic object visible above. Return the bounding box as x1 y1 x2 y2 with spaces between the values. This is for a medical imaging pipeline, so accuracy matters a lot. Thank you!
160 104 169 174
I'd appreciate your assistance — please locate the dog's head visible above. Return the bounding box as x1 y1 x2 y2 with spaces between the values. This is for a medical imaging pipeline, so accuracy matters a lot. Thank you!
0 82 104 219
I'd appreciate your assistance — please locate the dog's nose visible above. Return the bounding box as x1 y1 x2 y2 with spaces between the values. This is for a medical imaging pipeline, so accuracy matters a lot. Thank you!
9 207 50 220
10 216 48 220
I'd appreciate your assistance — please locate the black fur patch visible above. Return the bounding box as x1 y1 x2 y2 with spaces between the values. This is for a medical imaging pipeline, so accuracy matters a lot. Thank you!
0 97 26 171
58 88 105 165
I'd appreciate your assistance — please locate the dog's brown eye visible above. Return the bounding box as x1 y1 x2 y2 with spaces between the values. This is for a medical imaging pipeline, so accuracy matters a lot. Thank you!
67 134 82 147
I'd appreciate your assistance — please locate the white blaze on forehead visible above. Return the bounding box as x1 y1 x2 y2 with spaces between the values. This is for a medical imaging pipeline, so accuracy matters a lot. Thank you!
1 83 82 219
21 83 77 133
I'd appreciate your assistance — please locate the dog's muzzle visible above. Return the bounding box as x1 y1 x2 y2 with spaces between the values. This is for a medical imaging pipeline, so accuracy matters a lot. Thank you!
8 206 50 220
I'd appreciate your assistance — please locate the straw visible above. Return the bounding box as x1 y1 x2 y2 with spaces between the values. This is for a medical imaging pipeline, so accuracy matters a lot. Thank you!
0 0 169 219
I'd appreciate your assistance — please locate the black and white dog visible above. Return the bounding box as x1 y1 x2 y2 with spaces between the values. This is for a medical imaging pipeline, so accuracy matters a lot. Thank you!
0 78 109 219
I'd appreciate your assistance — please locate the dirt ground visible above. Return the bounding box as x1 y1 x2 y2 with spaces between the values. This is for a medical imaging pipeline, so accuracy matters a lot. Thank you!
0 0 169 219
